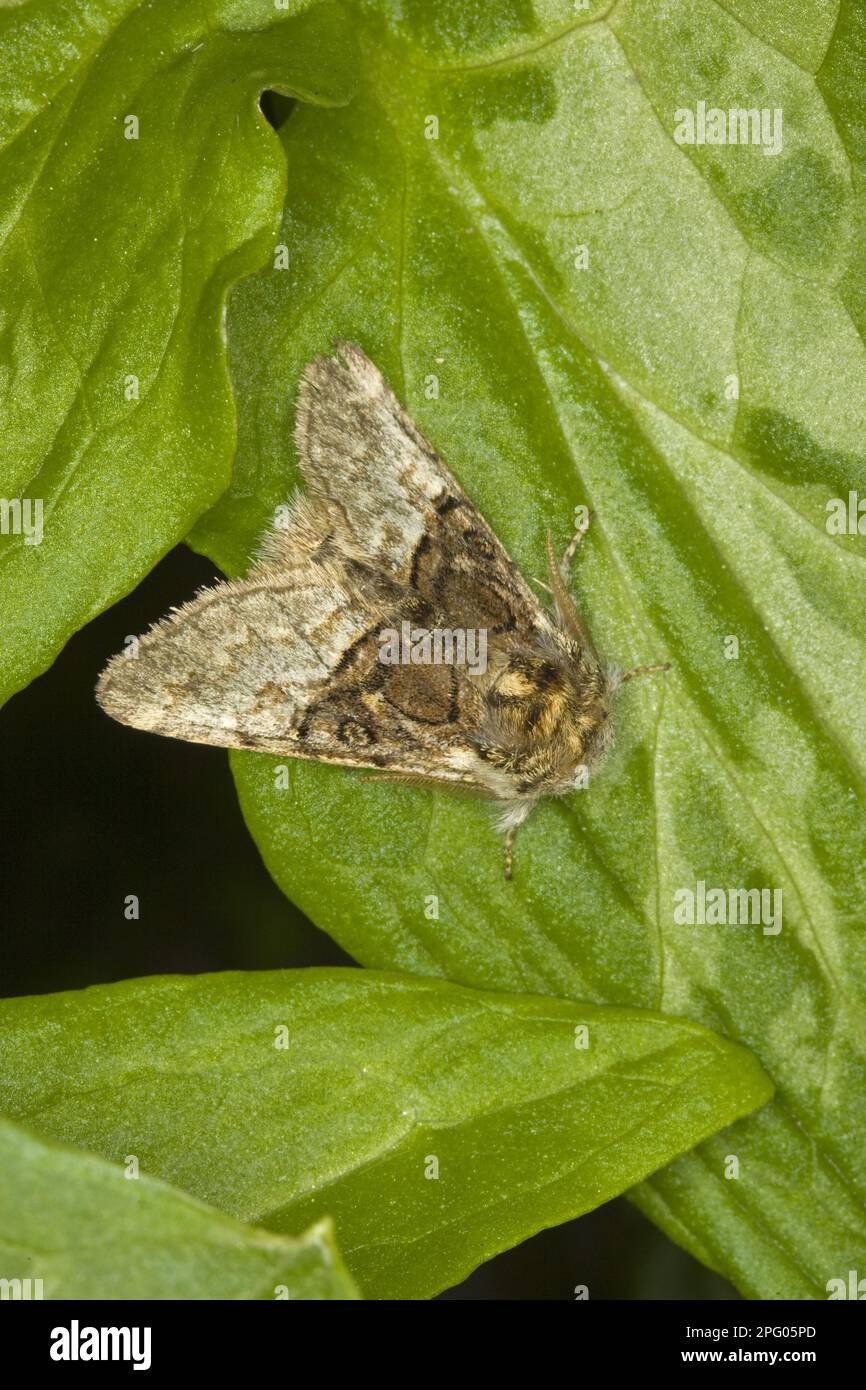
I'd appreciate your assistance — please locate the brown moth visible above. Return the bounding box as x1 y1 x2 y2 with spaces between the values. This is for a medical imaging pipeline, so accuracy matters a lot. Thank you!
97 342 668 878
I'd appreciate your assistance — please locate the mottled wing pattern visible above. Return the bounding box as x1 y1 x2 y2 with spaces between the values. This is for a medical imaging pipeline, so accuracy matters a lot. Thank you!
98 581 488 784
293 342 547 630
96 543 371 755
97 343 551 789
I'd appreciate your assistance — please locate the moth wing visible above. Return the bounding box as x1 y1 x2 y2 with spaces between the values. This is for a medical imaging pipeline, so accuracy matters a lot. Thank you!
293 342 545 629
96 563 364 754
294 340 445 578
96 500 492 787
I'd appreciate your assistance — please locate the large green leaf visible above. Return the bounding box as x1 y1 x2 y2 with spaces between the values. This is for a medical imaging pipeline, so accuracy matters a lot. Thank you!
0 1117 359 1300
191 1 866 1297
0 0 356 706
0 970 771 1299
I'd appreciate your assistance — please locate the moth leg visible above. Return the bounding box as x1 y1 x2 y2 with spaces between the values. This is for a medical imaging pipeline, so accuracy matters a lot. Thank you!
560 508 593 582
503 824 518 881
620 661 671 684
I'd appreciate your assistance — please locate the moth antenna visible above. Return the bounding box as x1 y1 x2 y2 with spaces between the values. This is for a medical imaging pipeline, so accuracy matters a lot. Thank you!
620 661 671 684
545 530 597 656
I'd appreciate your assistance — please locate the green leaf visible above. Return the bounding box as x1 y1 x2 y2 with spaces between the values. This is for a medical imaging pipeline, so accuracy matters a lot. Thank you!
0 970 771 1299
0 0 357 706
0 1117 359 1300
191 1 866 1297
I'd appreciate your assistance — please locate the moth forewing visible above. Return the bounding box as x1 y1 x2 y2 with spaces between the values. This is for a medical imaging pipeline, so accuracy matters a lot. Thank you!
96 341 668 878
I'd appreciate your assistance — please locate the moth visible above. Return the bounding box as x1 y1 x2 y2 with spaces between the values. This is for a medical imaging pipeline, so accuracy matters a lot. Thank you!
97 342 668 878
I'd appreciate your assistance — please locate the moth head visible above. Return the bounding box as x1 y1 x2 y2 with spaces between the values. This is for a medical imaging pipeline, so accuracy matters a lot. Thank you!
478 639 613 799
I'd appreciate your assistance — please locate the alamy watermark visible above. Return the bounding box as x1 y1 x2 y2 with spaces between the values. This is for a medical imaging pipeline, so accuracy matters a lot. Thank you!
0 1276 43 1299
674 880 782 935
673 101 783 157
827 1269 866 1299
379 622 487 676
0 497 43 545
50 1321 151 1370
825 491 866 535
